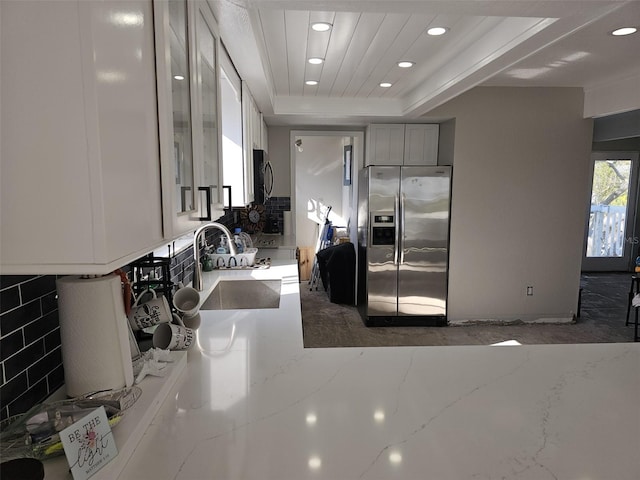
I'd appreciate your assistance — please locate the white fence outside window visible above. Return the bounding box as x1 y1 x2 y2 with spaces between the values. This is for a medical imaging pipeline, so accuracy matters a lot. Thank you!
586 204 626 257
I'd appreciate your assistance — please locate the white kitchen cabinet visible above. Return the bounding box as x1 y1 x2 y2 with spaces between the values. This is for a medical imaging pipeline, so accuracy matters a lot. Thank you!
403 124 439 165
262 119 269 153
366 124 406 165
366 124 439 166
242 84 262 204
251 106 263 151
0 0 163 274
155 0 224 240
238 82 270 205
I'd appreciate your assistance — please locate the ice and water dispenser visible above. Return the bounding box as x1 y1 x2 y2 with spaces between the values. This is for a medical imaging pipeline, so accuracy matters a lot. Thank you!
371 213 395 246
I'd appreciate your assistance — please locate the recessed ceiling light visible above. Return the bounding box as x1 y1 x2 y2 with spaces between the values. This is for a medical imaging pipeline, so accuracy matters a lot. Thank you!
308 57 324 65
611 27 637 36
427 26 449 36
110 12 143 27
311 22 332 32
174 75 185 80
305 80 318 86
397 61 415 68
379 82 392 88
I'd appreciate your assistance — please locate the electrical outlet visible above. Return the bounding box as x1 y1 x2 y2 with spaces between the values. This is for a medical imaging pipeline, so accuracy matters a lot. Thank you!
526 286 534 296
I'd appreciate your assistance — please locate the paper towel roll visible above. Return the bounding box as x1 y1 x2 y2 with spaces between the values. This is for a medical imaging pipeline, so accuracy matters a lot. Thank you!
57 274 134 397
283 211 292 236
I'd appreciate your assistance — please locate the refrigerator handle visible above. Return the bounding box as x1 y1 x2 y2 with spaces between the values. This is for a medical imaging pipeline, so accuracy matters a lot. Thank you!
394 194 400 265
399 193 405 264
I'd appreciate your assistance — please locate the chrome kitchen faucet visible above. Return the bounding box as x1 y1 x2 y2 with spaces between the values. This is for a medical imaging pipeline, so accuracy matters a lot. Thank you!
193 222 237 291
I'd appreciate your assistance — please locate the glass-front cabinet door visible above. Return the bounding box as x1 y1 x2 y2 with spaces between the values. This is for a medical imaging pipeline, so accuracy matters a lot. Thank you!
194 5 221 220
155 0 222 239
168 0 194 215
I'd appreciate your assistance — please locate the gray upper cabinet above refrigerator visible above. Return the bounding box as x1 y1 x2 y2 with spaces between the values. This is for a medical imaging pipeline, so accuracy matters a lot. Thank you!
0 0 164 275
366 124 439 166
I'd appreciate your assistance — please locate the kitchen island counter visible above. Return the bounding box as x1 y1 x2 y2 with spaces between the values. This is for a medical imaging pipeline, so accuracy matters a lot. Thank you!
59 260 640 479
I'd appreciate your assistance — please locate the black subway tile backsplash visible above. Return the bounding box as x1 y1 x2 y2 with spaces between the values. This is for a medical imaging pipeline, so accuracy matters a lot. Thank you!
7 378 48 418
21 276 56 304
0 372 28 411
46 365 65 397
0 275 32 290
4 340 46 383
28 348 62 387
0 299 42 337
0 286 21 313
41 291 58 315
24 310 59 345
261 196 291 234
44 328 62 353
0 275 61 421
1 330 25 362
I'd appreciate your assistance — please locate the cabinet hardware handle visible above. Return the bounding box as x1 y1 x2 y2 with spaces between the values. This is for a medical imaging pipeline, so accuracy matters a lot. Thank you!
223 185 232 210
198 186 212 221
400 193 405 265
180 186 192 212
394 195 399 265
264 161 274 201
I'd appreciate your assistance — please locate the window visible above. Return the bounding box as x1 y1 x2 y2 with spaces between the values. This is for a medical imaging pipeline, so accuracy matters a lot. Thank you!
220 47 245 206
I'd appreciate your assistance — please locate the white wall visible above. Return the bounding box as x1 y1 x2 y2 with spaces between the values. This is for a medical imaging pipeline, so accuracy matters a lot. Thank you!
268 126 366 198
294 135 349 247
429 86 594 322
268 127 365 246
269 87 593 323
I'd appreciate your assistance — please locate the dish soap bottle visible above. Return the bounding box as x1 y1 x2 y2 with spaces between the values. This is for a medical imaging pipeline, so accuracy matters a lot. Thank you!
233 228 244 253
216 236 229 254
202 254 214 271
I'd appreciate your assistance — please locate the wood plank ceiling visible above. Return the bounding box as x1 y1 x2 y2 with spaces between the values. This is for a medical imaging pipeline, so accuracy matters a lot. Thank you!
257 10 497 99
211 0 640 124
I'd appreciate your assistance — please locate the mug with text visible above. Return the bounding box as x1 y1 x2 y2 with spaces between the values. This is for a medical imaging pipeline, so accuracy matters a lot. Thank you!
152 323 195 350
128 289 172 331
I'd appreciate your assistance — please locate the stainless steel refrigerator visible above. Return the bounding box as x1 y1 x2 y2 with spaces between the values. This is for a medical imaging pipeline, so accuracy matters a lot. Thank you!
357 165 452 326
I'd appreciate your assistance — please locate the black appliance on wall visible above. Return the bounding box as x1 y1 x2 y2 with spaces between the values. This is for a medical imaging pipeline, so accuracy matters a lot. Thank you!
253 149 273 204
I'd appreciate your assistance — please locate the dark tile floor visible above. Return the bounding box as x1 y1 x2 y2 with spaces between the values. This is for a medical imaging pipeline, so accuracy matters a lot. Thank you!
300 272 639 348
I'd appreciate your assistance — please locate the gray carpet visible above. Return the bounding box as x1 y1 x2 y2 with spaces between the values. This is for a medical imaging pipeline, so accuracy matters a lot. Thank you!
300 273 637 347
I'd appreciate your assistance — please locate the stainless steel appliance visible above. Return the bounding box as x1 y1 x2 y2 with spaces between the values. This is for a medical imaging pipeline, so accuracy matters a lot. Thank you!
357 165 452 326
253 149 273 204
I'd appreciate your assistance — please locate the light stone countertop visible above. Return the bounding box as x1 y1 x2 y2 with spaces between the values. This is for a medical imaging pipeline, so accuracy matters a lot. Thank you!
50 260 640 479
250 233 297 249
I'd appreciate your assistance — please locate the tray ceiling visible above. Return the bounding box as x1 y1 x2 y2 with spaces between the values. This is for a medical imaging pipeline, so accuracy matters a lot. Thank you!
209 0 640 125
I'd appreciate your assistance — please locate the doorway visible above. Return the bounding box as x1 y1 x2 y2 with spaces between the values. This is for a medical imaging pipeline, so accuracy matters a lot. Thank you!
582 151 639 271
290 131 364 245
290 130 364 282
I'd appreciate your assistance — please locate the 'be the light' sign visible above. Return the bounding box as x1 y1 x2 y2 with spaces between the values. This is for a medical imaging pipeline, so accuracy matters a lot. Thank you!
60 406 118 480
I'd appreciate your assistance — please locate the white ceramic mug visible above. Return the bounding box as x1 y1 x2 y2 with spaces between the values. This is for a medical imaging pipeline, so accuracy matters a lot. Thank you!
128 289 172 331
172 312 186 327
173 286 200 317
152 323 195 350
182 312 201 330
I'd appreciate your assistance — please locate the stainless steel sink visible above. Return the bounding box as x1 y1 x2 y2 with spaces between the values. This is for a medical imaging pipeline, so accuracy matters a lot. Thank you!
201 279 281 310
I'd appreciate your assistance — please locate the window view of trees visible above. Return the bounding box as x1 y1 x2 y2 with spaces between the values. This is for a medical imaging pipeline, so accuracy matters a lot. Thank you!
591 160 630 206
586 159 631 257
